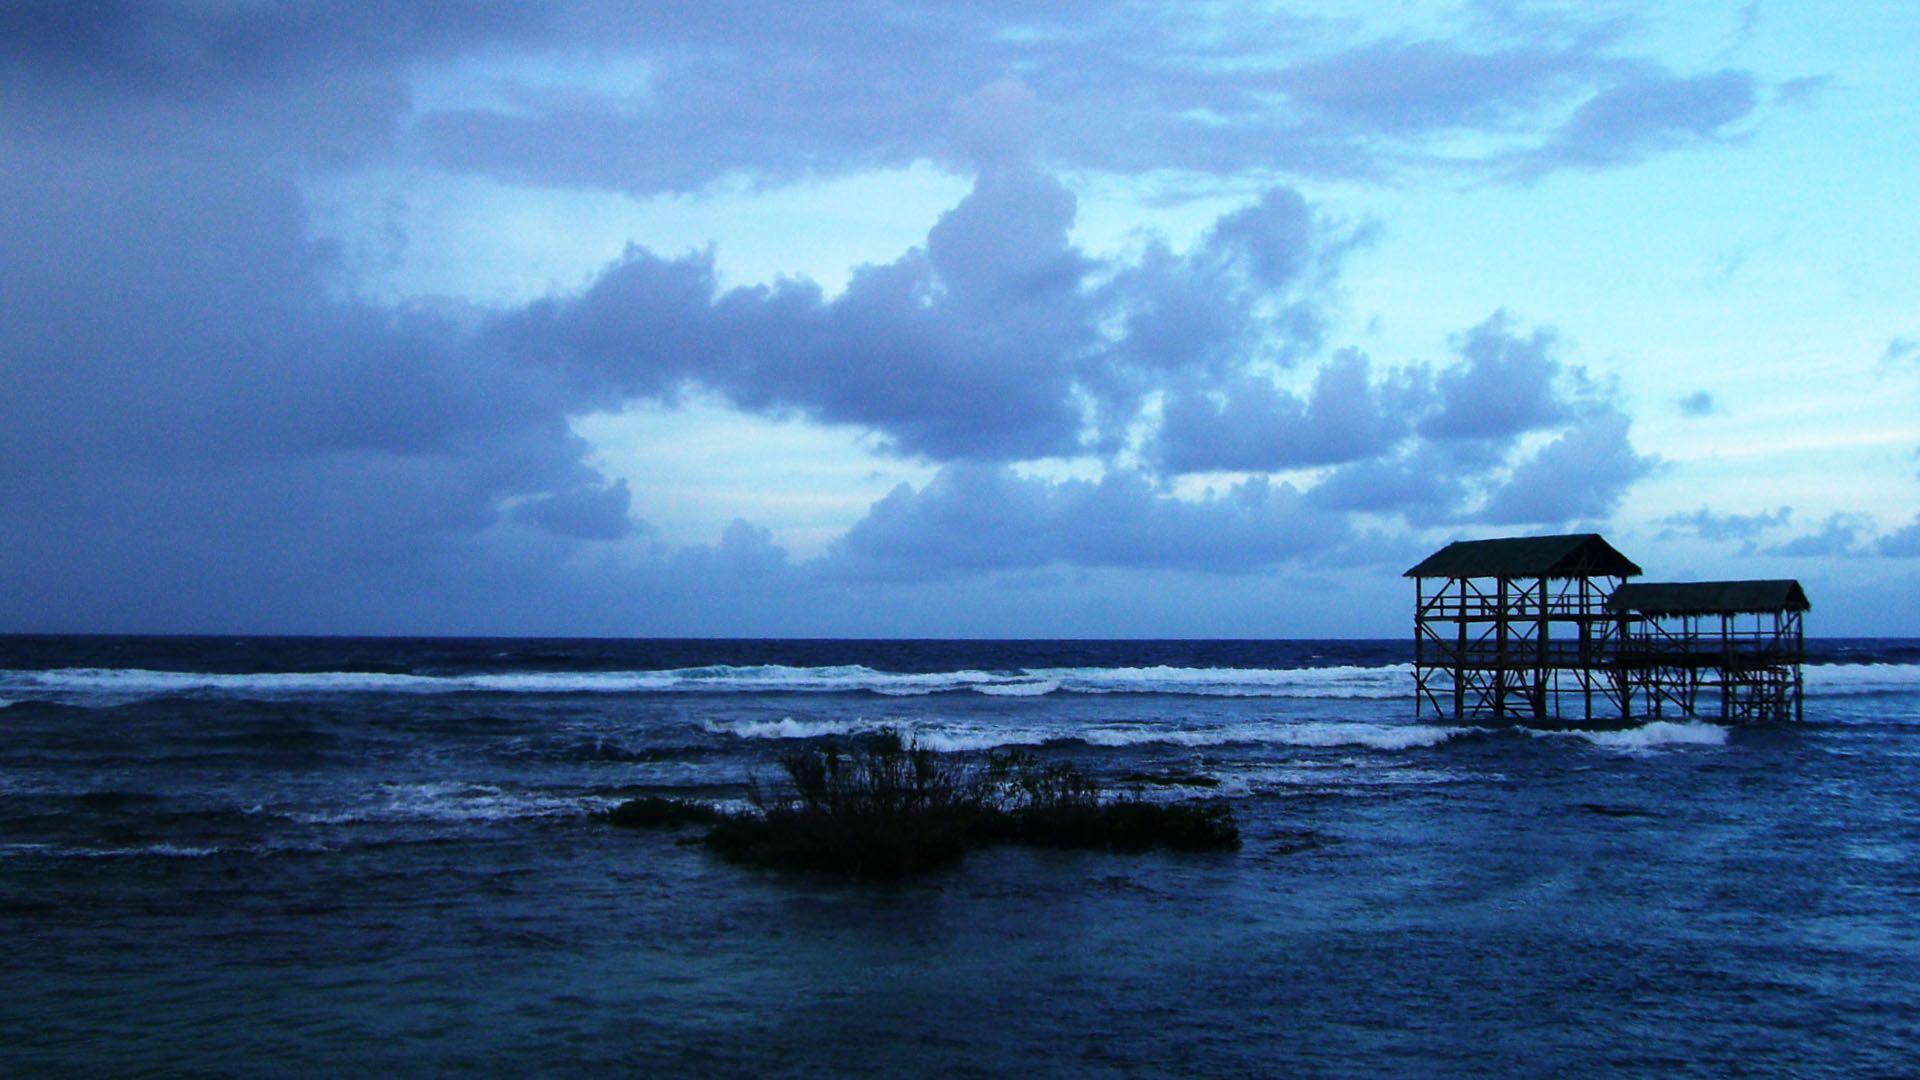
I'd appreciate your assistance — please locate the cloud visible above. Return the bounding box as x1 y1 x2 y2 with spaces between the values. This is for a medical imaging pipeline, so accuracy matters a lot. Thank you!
512 478 636 540
1154 351 1421 473
1251 310 1655 528
1156 305 1650 511
0 5 1685 630
0 1 541 84
1657 506 1791 544
4 43 1665 631
1509 69 1757 176
0 4 1774 205
0 136 593 502
948 78 1043 170
1766 513 1868 557
826 465 1351 580
488 167 1351 463
674 519 793 579
1877 516 1920 558
183 4 1761 193
1273 38 1596 133
1475 407 1656 524
1677 389 1719 416
1419 311 1572 440
1772 75 1828 107
1656 506 1792 555
483 188 1087 461
1306 439 1489 523
1884 336 1920 366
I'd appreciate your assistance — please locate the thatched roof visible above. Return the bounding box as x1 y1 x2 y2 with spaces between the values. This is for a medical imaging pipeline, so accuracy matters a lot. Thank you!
1609 580 1809 615
1403 534 1642 579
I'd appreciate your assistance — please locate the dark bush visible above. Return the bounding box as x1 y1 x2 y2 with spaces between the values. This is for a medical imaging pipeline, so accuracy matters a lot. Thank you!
686 730 1237 879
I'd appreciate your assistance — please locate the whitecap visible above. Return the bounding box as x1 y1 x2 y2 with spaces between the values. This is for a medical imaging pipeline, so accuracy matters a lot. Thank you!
291 782 614 826
972 680 1060 697
1082 721 1469 751
63 842 223 859
1804 663 1920 697
1531 720 1728 750
706 718 867 740
1031 664 1411 699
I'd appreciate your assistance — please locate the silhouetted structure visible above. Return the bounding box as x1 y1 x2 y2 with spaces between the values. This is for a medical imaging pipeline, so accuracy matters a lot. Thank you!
1406 535 1807 724
1405 534 1641 723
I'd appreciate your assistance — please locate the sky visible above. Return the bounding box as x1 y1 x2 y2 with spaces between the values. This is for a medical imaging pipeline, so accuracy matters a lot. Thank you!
1 0 1916 638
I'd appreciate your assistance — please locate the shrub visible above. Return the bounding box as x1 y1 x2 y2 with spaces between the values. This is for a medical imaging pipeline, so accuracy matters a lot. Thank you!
687 729 1237 879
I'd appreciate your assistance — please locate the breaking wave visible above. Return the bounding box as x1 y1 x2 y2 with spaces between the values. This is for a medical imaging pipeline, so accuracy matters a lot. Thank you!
12 660 1902 705
705 716 1470 752
0 841 224 860
288 782 617 826
1529 720 1729 750
0 662 1411 701
1804 663 1920 696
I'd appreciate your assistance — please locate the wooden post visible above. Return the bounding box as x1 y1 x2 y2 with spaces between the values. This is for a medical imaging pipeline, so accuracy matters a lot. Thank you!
1413 577 1424 718
1495 576 1508 717
1454 576 1466 719
1534 575 1550 719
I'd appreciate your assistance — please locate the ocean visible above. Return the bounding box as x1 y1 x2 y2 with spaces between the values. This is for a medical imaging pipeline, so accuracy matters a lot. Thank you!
3 635 1918 1076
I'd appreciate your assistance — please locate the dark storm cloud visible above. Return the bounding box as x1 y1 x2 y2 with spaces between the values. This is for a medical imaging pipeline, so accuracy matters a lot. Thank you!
0 1 540 83
0 54 1369 633
0 3 1684 630
0 1 540 171
0 140 572 472
0 25 653 634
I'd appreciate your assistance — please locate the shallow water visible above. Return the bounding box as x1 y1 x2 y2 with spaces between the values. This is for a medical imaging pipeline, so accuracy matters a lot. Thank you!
3 636 1918 1075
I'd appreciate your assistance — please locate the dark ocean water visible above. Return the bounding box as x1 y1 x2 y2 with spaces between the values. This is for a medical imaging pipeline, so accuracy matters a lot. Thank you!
3 635 1918 1076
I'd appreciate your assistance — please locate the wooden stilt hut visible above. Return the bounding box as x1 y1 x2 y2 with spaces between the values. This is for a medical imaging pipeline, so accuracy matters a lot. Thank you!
1405 534 1641 723
1608 580 1809 723
1406 534 1809 724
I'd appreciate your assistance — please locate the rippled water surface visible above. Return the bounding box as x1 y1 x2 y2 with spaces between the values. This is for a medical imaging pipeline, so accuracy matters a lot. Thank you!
4 636 1918 1075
